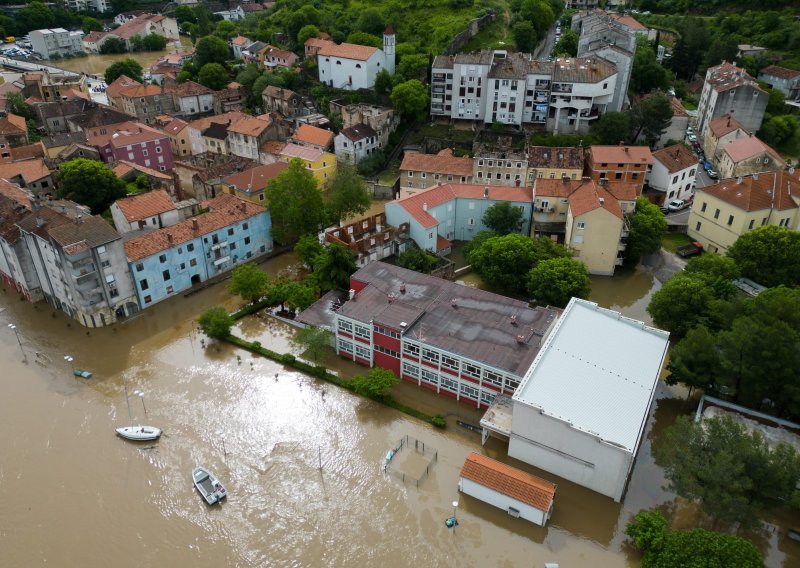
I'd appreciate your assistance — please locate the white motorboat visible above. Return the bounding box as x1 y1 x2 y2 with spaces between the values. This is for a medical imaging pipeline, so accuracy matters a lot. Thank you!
193 467 226 504
115 425 162 441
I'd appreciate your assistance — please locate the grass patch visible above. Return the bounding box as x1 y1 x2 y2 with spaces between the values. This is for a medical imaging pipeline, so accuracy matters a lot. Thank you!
681 98 697 111
662 232 693 253
460 14 512 52
377 162 400 186
409 123 475 146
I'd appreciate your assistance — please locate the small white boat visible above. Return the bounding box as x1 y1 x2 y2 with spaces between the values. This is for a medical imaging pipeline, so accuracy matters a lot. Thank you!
116 425 162 441
193 467 226 505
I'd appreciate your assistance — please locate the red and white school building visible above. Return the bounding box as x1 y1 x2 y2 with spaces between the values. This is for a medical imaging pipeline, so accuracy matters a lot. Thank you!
299 262 560 409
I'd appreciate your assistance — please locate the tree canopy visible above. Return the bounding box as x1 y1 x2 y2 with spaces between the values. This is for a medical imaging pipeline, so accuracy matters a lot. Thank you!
626 197 667 264
227 263 269 304
526 257 591 308
590 112 631 145
397 245 438 273
194 35 230 68
390 80 429 122
265 158 326 243
350 367 400 400
482 201 524 235
311 243 357 292
56 159 126 215
197 63 229 91
727 225 800 288
291 327 331 363
104 59 143 84
325 164 371 224
198 306 233 339
630 94 673 146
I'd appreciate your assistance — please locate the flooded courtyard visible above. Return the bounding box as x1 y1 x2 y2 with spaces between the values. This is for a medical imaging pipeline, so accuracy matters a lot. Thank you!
1 250 798 567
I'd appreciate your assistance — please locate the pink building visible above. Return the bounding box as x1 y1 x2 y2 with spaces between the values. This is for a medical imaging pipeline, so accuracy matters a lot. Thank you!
89 121 175 172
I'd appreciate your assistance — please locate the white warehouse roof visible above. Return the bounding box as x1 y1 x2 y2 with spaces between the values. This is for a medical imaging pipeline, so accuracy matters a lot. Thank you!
513 298 669 453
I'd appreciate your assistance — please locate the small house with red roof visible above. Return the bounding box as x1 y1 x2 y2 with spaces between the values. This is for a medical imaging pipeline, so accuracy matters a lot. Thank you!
316 26 395 90
716 135 785 180
757 65 800 101
650 143 699 202
110 189 180 234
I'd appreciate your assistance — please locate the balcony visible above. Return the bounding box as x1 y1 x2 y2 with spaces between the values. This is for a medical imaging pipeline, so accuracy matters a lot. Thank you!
211 241 228 251
213 255 230 266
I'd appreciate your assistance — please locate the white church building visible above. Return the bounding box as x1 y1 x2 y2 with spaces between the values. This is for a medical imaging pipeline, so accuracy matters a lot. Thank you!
316 26 395 90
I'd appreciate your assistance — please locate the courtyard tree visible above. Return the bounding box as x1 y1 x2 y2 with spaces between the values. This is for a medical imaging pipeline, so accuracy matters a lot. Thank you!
312 243 357 292
350 367 400 400
99 37 127 55
665 325 721 396
297 24 320 45
397 54 430 82
630 94 673 146
194 35 230 68
5 92 32 120
526 257 591 308
512 21 537 53
286 281 318 312
397 245 438 273
390 79 429 122
630 36 670 95
198 63 229 90
552 29 578 57
56 159 126 215
727 225 800 288
626 510 763 568
483 201 525 235
104 58 143 84
374 68 393 95
81 16 102 34
198 306 233 339
626 197 667 264
646 273 717 336
325 164 372 223
295 235 325 269
227 263 269 304
653 415 800 527
290 327 331 363
265 158 326 243
590 111 631 145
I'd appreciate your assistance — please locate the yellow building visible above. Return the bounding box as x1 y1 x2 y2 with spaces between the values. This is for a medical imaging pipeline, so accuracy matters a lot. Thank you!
687 170 800 254
280 142 336 186
221 162 288 205
526 146 585 184
154 115 191 159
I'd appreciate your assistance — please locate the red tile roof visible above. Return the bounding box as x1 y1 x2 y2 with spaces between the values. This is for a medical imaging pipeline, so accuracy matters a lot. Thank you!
88 121 167 148
164 80 213 97
670 97 688 118
699 170 800 212
705 62 764 94
124 194 266 261
568 182 623 219
723 136 782 163
112 160 173 181
83 31 108 44
292 124 333 148
107 75 142 99
535 178 629 218
652 143 698 174
305 37 333 50
590 145 653 166
0 159 50 184
400 149 473 177
231 35 250 46
227 116 271 137
709 114 748 138
0 178 32 208
281 142 324 162
223 162 288 192
760 65 800 80
113 189 175 222
395 183 533 229
317 42 378 62
460 452 556 512
119 84 162 98
0 113 27 134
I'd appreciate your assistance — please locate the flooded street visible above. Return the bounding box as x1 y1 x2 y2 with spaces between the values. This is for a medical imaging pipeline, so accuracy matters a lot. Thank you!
55 36 194 77
1 248 798 565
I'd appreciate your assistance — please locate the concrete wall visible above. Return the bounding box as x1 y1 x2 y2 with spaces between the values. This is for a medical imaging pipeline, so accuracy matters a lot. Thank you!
508 401 632 502
458 477 550 526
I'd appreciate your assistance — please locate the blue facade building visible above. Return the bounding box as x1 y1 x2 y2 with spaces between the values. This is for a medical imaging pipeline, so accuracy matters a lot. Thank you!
124 194 271 308
385 183 533 254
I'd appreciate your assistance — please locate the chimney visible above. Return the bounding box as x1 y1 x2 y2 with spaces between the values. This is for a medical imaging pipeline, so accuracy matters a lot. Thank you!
737 176 743 184
35 216 44 227
450 298 458 308
422 202 428 211
623 146 629 154
516 334 526 344
349 288 356 300
753 173 759 180
74 214 82 224
510 314 518 326
166 232 173 243
599 177 608 186
192 218 199 231
599 197 605 205
399 282 406 294
727 116 731 127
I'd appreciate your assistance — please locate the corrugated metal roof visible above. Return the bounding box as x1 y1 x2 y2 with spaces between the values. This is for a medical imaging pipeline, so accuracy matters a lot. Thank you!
513 298 669 452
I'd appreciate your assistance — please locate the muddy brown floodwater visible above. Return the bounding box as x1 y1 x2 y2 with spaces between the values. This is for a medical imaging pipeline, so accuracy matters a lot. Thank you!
55 36 195 77
1 250 798 567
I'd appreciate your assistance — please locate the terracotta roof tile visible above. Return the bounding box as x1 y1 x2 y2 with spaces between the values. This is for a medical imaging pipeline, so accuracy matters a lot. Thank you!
281 142 323 161
187 111 249 133
164 80 214 97
124 194 266 261
223 162 288 192
535 178 628 218
82 31 107 43
589 145 653 165
112 160 172 181
119 84 162 98
705 62 765 95
88 121 167 148
231 35 251 46
709 114 748 138
107 75 142 99
292 124 333 148
7 143 45 162
113 189 175 222
0 113 27 134
395 183 533 229
760 65 800 81
460 452 556 512
0 159 50 184
528 146 584 170
0 178 32 208
670 97 688 117
305 37 333 50
261 140 286 156
723 136 782 163
227 116 271 137
317 42 378 62
568 182 623 219
652 143 698 174
699 170 800 212
400 149 473 177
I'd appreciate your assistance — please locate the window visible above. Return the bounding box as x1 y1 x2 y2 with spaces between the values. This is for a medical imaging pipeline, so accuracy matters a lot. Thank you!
227 228 234 236
338 339 353 354
156 146 162 154
140 279 149 290
338 320 353 334
403 362 419 378
576 222 585 229
422 348 439 365
190 258 197 267
244 237 251 245
355 345 370 360
375 326 400 339
144 295 152 303
695 221 702 231
701 202 707 212
101 260 110 268
714 209 720 219
180 263 186 270
135 263 143 272
403 343 420 357
162 269 170 281
484 371 502 387
463 363 480 379
159 254 167 263
375 345 399 358
441 355 459 372
440 376 458 393
727 215 734 226
748 219 755 230
243 223 248 230
461 383 479 400
143 149 149 157
187 244 194 252
97 246 106 254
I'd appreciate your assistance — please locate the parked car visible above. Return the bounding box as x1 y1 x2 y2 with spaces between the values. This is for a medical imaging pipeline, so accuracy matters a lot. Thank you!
667 199 690 212
707 168 719 179
677 241 704 257
686 126 694 136
687 134 698 143
703 160 714 171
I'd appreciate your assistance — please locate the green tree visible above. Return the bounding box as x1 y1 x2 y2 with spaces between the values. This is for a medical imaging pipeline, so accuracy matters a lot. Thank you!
18 2 54 34
350 367 400 400
758 115 799 147
99 37 127 55
669 16 711 80
630 36 670 95
214 20 236 40
728 225 800 288
512 21 537 53
684 253 740 299
630 94 673 146
468 234 569 294
666 325 722 395
325 164 371 223
346 31 382 48
765 87 787 116
482 201 524 235
227 263 269 304
286 281 318 312
5 92 31 120
703 34 739 70
390 79 429 122
174 6 197 24
104 59 143 84
26 119 40 143
357 8 386 36
626 197 667 264
295 235 325 268
374 68 393 95
654 414 800 527
312 243 356 292
590 111 631 145
397 54 429 82
56 159 126 215
520 0 554 38
197 63 229 90
291 326 331 363
526 257 591 308
198 306 233 339
552 28 578 57
141 34 167 51
626 510 764 568
265 158 326 243
397 246 438 273
194 35 230 68
647 273 717 336
82 17 103 34
297 24 320 45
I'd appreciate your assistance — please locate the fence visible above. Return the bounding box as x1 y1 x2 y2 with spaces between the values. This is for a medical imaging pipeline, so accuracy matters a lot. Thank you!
384 434 438 488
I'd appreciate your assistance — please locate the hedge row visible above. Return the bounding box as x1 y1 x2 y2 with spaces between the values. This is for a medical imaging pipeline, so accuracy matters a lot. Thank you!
224 334 446 428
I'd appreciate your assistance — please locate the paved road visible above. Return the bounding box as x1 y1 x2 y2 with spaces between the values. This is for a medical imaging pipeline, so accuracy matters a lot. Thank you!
0 56 80 78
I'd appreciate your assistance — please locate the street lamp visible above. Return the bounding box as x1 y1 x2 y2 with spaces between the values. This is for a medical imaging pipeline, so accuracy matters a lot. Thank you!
64 355 74 375
8 323 25 362
452 500 459 520
133 390 148 416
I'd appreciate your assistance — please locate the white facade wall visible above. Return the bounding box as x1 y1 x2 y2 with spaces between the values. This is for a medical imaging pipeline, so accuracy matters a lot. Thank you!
483 77 526 125
175 94 214 116
317 51 384 90
187 126 209 155
548 74 617 134
0 237 42 301
229 133 260 161
458 477 551 526
110 205 180 235
452 62 491 121
648 161 697 202
508 402 633 502
31 29 84 59
334 133 381 164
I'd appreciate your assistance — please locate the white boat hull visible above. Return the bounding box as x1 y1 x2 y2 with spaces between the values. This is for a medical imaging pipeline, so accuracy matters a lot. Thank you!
116 426 162 441
193 467 226 505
